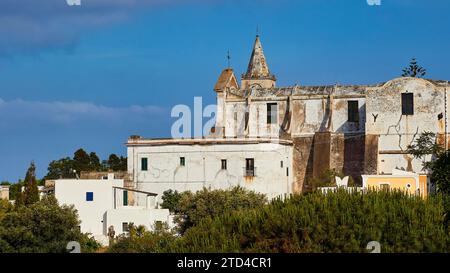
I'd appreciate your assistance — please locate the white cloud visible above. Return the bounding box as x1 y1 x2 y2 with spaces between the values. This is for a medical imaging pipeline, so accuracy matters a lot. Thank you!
0 97 166 125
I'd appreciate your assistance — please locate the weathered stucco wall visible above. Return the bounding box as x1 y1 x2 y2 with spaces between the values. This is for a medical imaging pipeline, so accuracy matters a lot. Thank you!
127 141 293 204
365 77 448 174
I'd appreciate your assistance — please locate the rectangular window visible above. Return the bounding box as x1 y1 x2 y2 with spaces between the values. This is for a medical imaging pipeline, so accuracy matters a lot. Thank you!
244 111 249 129
348 101 359 122
86 192 93 202
267 103 278 124
180 157 185 166
280 161 284 168
402 93 414 115
123 190 128 206
122 222 129 233
245 158 255 177
286 167 289 177
221 159 227 170
141 157 148 171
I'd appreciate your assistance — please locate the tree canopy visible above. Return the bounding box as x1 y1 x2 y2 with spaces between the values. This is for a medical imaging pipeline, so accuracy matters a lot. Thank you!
402 57 427 78
44 149 127 179
161 187 267 234
431 151 450 196
15 162 40 207
0 196 99 253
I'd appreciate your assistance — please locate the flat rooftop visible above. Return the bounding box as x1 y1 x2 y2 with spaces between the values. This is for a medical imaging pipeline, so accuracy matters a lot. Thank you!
126 137 293 147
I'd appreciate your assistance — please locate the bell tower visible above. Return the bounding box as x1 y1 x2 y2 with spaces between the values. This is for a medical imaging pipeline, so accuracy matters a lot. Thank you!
241 35 276 89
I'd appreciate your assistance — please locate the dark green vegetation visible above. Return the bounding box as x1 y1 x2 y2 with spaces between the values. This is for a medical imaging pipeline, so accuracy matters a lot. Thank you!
161 187 267 234
176 190 450 253
402 57 427 78
0 196 99 253
0 160 100 253
15 162 39 207
45 148 127 179
108 222 176 253
407 132 450 217
431 150 450 196
3 148 127 201
109 188 450 253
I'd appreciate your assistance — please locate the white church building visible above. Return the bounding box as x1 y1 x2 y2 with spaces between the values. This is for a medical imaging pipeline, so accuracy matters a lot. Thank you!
126 35 449 206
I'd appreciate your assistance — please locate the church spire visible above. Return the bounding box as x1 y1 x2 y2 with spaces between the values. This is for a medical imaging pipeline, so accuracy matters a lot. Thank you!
241 35 276 89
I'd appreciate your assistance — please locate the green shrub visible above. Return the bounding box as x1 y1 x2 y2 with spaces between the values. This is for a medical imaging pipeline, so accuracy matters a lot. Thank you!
160 189 184 213
0 196 99 253
174 187 267 234
170 189 450 253
108 223 176 253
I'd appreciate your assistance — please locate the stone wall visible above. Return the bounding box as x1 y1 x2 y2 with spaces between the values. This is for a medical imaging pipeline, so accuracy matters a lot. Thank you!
292 137 314 193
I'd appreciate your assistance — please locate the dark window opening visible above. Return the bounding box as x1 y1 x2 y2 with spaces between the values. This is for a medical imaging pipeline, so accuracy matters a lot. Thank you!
141 158 148 171
286 167 289 177
123 190 128 206
221 159 227 170
244 112 249 129
122 222 129 233
402 93 414 115
244 158 255 177
180 157 185 166
280 161 284 168
348 101 359 122
267 103 278 124
86 192 93 202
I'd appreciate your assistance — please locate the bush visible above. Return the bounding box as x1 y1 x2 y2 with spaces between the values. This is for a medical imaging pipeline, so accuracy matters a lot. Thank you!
431 150 450 195
0 196 99 253
170 189 450 253
174 187 267 234
160 189 184 213
108 222 176 253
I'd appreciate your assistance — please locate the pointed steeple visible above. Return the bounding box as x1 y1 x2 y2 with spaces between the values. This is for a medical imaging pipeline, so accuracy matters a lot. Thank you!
241 35 276 89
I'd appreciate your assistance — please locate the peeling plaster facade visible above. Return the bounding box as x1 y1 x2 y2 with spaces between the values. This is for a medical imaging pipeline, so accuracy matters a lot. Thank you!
127 36 449 200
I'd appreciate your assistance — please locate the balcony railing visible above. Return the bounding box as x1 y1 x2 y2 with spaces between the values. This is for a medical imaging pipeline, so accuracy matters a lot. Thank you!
243 167 256 177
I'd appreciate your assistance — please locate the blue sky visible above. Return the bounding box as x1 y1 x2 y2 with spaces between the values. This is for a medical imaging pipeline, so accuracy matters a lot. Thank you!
0 0 449 181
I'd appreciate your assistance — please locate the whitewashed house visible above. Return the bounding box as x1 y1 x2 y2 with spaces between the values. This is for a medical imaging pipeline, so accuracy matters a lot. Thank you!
54 173 170 246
